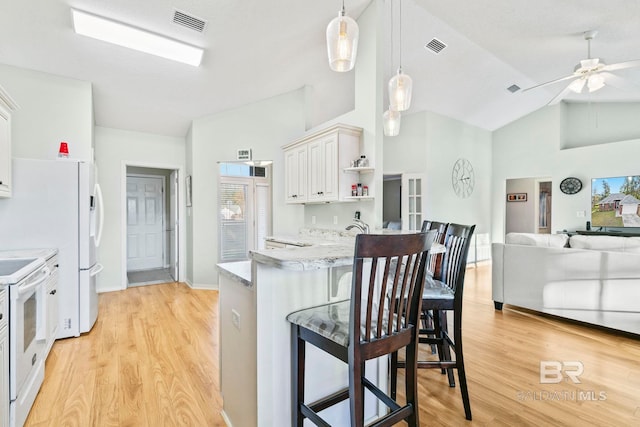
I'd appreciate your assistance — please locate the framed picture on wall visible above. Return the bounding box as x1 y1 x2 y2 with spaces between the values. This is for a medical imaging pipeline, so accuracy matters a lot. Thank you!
186 175 193 207
507 192 527 202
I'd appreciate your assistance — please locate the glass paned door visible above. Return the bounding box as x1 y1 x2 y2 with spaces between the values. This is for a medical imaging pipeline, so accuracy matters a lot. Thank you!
219 181 250 262
218 171 272 262
402 174 424 231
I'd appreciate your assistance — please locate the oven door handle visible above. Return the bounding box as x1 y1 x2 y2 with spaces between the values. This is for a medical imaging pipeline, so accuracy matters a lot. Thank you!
17 267 51 297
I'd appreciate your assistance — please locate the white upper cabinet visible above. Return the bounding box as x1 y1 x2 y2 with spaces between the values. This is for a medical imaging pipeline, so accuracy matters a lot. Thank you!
284 143 308 203
283 124 363 204
307 133 339 202
0 84 18 198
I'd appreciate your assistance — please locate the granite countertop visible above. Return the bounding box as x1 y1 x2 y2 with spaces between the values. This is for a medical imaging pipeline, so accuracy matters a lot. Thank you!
265 227 358 247
258 227 428 271
217 261 252 287
250 243 355 271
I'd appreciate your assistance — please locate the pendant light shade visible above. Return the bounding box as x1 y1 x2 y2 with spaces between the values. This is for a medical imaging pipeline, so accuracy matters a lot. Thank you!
326 5 359 72
383 107 401 136
389 68 413 111
387 0 412 111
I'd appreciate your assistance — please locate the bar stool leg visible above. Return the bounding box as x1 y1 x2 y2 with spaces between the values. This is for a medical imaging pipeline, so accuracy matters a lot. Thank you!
291 325 305 427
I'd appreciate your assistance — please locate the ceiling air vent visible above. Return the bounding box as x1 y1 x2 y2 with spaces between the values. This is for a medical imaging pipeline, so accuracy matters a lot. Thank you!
173 9 207 33
507 84 521 93
424 38 447 54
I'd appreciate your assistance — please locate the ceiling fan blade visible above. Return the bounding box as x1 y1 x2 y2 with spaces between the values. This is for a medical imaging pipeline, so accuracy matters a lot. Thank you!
521 73 577 92
600 72 640 90
547 82 574 105
602 59 640 72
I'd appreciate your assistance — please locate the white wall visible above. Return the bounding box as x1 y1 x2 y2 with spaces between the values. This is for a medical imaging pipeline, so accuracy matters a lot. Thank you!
505 178 536 233
564 102 640 148
492 102 640 242
94 126 186 292
189 90 307 287
0 64 93 161
305 0 384 230
383 110 493 236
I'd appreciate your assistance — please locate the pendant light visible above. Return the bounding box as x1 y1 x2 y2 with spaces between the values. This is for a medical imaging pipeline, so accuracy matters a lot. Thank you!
326 0 359 72
383 1 401 136
388 0 412 111
383 108 401 136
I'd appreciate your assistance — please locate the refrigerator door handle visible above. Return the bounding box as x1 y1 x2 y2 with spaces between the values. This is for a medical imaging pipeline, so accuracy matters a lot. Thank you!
95 183 104 247
89 263 104 277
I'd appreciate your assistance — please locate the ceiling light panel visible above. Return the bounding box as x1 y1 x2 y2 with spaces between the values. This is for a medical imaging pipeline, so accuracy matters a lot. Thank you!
71 9 203 66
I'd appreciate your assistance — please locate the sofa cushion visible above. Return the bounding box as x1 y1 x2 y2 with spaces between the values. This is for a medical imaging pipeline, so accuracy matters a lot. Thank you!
505 232 569 248
569 235 640 253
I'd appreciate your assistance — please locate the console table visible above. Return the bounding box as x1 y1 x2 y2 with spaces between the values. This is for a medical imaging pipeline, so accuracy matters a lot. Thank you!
575 230 640 237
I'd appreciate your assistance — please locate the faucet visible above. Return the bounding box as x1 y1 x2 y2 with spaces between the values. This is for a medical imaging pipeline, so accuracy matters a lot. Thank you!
346 218 370 234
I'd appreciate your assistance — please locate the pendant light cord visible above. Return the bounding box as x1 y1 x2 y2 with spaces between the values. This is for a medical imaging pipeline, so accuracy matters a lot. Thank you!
399 0 403 72
390 0 394 75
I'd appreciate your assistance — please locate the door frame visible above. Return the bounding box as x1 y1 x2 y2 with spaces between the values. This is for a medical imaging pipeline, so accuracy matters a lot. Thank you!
125 173 166 272
120 161 186 290
534 177 553 233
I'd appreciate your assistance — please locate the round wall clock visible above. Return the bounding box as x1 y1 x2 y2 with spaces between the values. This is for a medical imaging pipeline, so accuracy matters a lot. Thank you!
451 158 475 198
560 177 582 195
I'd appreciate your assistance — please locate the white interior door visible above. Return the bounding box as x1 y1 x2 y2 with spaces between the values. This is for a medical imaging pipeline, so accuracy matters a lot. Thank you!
169 171 178 280
127 176 164 271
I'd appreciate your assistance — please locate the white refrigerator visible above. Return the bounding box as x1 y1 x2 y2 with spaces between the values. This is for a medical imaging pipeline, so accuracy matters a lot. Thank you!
0 158 104 338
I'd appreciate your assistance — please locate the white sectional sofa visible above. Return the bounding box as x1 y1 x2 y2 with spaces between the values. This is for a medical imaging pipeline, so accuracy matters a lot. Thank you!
492 232 640 335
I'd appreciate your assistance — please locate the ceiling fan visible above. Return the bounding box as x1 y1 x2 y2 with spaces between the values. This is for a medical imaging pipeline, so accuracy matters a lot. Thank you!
522 30 640 105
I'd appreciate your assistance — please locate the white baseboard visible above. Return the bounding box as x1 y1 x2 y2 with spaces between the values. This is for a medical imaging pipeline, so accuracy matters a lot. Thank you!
97 286 125 293
220 410 233 427
186 280 219 290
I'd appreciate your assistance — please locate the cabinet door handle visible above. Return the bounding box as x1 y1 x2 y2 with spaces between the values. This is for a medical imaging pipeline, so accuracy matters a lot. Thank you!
0 181 3 185
0 313 3 320
50 289 57 295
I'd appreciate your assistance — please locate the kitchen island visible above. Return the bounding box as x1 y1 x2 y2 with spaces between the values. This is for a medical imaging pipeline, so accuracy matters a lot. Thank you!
217 239 390 427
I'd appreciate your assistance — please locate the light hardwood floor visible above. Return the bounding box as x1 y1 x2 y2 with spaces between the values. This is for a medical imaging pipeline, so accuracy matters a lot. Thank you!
25 263 640 426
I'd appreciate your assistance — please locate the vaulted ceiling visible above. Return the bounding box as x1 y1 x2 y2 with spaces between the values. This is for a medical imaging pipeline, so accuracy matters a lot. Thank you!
1 0 639 137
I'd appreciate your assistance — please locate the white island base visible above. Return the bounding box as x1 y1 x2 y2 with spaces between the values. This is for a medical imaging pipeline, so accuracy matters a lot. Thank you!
218 248 389 427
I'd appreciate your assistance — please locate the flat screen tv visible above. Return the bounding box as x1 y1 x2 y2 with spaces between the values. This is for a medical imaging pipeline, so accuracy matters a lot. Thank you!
591 175 640 228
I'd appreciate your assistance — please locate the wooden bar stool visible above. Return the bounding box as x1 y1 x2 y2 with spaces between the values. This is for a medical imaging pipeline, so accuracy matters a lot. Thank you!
391 223 476 421
287 231 437 427
421 220 448 277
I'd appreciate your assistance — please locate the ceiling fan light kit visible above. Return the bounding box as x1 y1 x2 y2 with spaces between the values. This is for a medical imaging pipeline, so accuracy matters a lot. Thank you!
523 29 640 104
326 1 359 72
